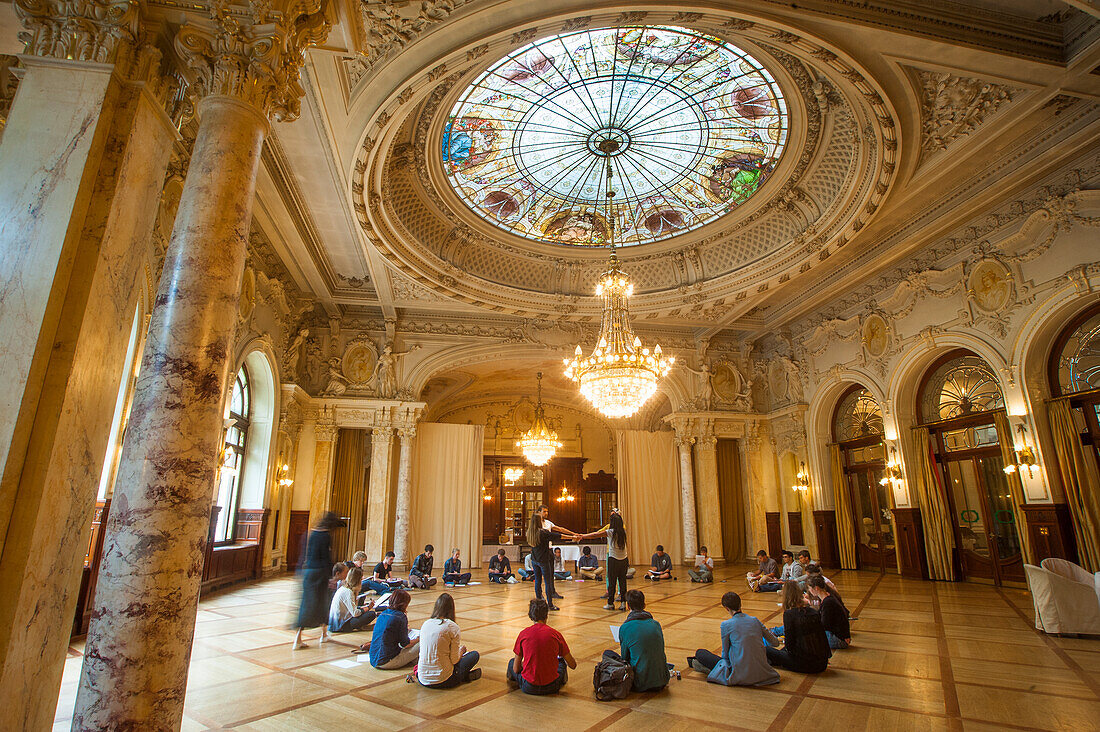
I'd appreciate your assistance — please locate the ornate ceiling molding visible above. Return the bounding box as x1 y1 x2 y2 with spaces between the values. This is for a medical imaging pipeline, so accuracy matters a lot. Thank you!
351 10 899 321
915 69 1021 162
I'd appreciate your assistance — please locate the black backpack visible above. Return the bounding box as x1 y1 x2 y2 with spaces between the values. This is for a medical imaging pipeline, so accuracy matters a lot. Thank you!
593 656 634 701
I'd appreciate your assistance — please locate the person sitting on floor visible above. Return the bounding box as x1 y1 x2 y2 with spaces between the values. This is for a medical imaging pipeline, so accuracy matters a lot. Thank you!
765 583 831 674
689 546 714 583
443 548 472 586
488 548 516 584
807 575 850 649
552 547 572 581
645 545 673 581
603 589 669 693
517 552 535 581
748 550 781 592
775 550 797 590
369 588 420 669
329 567 378 633
803 563 841 606
786 550 811 590
361 551 400 595
577 546 604 581
507 599 577 695
414 593 482 687
328 563 349 603
690 591 780 686
409 544 437 589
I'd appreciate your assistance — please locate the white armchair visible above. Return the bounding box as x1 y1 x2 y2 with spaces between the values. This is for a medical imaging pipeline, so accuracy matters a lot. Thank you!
1023 558 1100 635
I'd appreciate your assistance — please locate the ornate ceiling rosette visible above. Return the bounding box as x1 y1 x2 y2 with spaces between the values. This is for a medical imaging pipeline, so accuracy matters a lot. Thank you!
353 11 899 322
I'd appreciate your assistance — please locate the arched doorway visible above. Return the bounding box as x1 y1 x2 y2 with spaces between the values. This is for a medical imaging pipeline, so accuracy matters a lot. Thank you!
917 350 1023 584
832 385 895 573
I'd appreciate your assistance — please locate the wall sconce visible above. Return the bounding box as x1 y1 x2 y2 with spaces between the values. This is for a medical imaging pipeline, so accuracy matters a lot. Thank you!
481 485 493 502
555 484 575 503
1004 424 1038 478
277 463 293 489
879 446 904 488
792 462 810 493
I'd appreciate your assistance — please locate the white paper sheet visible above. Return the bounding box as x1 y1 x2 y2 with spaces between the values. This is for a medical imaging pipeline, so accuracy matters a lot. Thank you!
328 659 359 669
610 625 620 643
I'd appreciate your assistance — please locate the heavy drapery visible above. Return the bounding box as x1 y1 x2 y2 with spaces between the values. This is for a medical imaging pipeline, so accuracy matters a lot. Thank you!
912 427 956 580
330 428 368 560
1048 400 1100 571
410 422 484 568
716 439 746 561
830 443 858 569
994 411 1034 564
615 430 683 565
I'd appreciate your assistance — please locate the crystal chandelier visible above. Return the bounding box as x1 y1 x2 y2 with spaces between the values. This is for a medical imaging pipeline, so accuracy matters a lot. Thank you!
564 141 674 418
517 372 562 466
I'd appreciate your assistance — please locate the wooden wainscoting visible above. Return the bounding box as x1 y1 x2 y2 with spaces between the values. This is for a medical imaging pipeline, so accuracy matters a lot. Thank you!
787 512 805 545
892 507 929 579
286 510 311 570
812 510 839 569
765 512 783 559
201 509 269 594
72 499 111 637
1020 503 1077 565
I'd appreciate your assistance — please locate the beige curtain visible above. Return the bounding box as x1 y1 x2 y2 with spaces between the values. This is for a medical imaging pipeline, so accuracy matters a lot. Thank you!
330 428 368 561
994 411 1034 565
615 430 682 565
912 427 956 581
716 439 746 561
1048 400 1100 572
830 444 858 569
410 422 484 568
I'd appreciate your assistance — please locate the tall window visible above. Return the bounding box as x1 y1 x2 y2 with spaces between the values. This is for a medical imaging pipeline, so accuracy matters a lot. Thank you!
1049 303 1100 468
214 366 251 543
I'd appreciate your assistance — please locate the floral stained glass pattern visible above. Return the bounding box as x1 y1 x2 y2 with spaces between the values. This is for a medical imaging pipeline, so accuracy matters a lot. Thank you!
443 26 789 246
1056 310 1100 395
834 387 884 442
920 355 1004 424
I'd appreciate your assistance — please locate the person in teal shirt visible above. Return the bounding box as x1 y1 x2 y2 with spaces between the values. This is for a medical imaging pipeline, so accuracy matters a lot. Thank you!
602 589 669 692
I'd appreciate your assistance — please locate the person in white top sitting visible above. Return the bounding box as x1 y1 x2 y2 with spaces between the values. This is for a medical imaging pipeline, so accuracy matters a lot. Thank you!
689 546 715 583
328 567 377 633
414 593 482 688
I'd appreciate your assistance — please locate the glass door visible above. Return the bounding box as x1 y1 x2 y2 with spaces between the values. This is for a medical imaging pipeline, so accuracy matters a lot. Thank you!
942 452 1024 584
846 466 896 573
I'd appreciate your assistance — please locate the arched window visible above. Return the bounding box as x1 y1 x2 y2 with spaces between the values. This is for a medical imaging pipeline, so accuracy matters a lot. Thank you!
214 366 251 543
833 386 884 442
1048 302 1100 473
916 350 1021 585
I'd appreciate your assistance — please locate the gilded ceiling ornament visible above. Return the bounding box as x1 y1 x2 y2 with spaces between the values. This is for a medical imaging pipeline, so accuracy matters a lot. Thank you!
357 0 472 77
175 0 331 122
918 70 1015 157
967 259 1014 313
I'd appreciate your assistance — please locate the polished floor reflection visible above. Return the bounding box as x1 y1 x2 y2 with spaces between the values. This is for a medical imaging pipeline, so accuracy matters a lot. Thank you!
55 564 1100 730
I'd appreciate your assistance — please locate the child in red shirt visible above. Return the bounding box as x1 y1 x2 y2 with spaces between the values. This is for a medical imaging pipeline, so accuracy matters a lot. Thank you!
507 599 577 694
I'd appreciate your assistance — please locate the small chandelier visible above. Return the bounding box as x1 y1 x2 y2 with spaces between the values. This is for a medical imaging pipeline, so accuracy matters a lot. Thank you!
564 142 674 418
517 372 562 466
792 462 810 493
555 484 575 503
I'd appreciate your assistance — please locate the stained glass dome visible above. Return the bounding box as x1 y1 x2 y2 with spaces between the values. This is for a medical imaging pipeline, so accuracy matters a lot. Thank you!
442 26 789 247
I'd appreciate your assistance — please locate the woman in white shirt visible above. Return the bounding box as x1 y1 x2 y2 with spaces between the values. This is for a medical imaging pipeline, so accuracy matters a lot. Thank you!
328 567 377 633
414 593 482 688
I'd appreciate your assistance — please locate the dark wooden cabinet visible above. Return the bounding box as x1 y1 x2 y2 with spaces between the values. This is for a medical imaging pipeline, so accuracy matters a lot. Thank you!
812 510 839 569
285 510 311 570
892 508 928 579
765 512 783 559
1020 503 1077 565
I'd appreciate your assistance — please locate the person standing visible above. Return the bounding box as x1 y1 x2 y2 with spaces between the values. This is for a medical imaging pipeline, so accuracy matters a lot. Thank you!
575 509 629 611
292 511 344 649
526 505 580 609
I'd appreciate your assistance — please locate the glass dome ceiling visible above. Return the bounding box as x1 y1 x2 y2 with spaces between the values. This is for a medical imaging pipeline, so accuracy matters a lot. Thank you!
442 26 789 247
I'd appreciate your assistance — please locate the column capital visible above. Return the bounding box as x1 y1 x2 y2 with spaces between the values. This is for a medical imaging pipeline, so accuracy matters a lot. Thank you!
674 432 695 449
175 0 331 122
314 421 338 442
397 425 417 441
695 434 718 450
372 425 394 442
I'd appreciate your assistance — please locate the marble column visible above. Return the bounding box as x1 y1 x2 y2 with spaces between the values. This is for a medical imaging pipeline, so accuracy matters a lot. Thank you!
308 421 339 523
693 434 724 560
392 427 416 568
740 432 769 557
0 34 177 729
675 434 698 564
364 427 395 561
